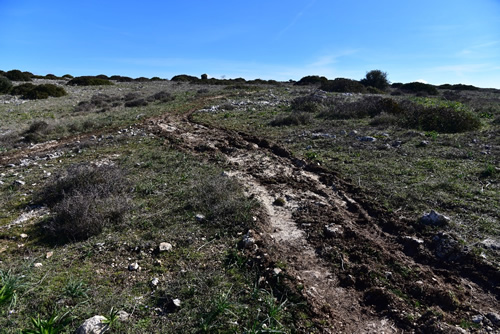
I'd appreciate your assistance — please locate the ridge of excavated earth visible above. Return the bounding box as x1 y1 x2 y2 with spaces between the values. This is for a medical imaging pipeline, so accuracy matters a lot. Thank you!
2 98 499 333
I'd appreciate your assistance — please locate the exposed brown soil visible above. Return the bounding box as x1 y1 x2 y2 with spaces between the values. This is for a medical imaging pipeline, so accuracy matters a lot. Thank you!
2 97 499 333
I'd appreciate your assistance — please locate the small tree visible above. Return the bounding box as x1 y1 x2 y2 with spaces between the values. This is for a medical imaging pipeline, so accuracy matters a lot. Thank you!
361 70 389 91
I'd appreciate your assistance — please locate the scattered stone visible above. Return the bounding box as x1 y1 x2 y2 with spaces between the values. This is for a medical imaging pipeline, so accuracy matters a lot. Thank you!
432 232 462 262
151 277 159 287
241 234 256 249
34 263 43 268
128 262 140 271
359 136 377 142
158 242 173 252
76 315 108 334
46 251 53 259
392 140 402 147
324 224 343 238
349 130 358 136
117 310 129 321
487 312 500 325
172 299 181 308
480 238 500 251
154 259 162 266
472 315 483 324
272 268 282 276
417 140 429 147
14 180 25 186
20 233 28 239
419 210 450 226
195 214 205 222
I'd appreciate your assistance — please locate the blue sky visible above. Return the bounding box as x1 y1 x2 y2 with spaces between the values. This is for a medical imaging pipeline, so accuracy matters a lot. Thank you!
1 0 499 88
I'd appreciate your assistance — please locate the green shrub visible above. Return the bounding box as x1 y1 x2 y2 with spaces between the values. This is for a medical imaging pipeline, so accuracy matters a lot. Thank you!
134 76 150 82
171 74 200 83
439 83 479 91
125 98 148 107
23 120 52 143
5 69 32 82
67 76 113 86
62 74 73 79
270 112 312 126
360 70 389 91
320 78 367 93
23 84 67 100
148 91 175 103
290 94 325 112
400 99 481 133
44 74 59 80
0 76 13 93
401 82 438 95
320 96 401 119
36 164 130 241
11 83 36 96
294 75 328 86
109 75 133 82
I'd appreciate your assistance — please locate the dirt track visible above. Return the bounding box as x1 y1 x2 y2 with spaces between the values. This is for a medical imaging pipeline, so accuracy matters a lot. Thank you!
146 106 500 333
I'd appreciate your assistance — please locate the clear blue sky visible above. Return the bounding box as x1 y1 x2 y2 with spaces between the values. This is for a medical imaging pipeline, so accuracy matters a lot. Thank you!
1 0 499 88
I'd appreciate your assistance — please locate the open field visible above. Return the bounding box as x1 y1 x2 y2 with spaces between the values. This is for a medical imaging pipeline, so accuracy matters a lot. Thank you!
0 76 499 333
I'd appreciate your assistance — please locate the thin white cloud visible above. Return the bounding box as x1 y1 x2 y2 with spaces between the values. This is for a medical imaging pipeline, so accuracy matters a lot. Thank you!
276 0 317 39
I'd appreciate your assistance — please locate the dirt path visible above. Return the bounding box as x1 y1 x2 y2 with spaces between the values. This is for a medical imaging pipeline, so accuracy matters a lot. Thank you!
145 107 500 333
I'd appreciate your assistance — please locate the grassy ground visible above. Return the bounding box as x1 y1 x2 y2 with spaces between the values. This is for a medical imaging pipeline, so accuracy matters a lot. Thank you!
0 82 310 333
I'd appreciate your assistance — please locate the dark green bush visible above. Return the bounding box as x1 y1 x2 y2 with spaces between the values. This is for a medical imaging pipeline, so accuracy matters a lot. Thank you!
0 76 13 93
67 76 114 86
360 70 389 90
400 82 438 95
95 74 109 80
23 84 67 99
110 75 133 82
62 74 74 79
11 83 36 96
400 99 481 133
5 70 32 82
320 96 401 119
134 77 150 82
151 76 163 81
320 78 367 93
36 164 129 241
439 83 479 91
125 98 148 107
171 74 200 83
44 74 59 80
294 75 328 86
270 112 312 126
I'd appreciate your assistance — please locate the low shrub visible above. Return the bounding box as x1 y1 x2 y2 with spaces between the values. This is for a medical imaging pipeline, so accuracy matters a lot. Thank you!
62 74 73 79
400 82 438 95
188 174 255 231
320 96 401 119
67 76 114 86
23 120 52 143
125 98 148 107
74 94 120 112
22 84 67 100
270 112 312 126
171 74 200 83
110 75 133 82
5 69 32 82
294 75 328 86
320 78 367 93
148 91 175 103
290 94 325 112
439 83 479 91
0 76 13 93
36 164 129 241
